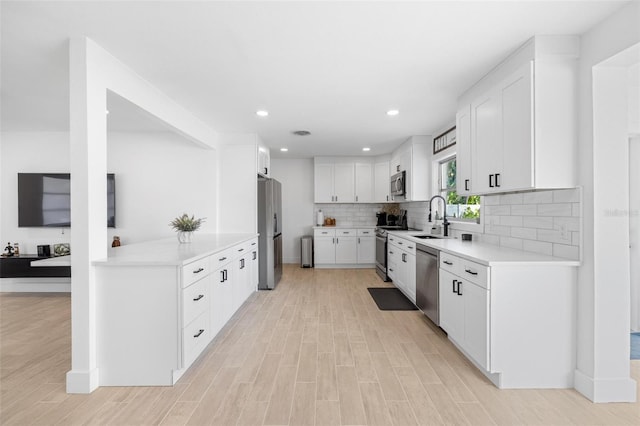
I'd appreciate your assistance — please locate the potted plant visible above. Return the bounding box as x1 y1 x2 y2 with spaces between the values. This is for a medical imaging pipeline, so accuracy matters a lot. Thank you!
169 213 205 243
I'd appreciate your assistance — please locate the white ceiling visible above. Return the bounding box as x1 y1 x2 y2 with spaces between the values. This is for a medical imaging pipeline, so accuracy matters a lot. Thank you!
0 1 629 158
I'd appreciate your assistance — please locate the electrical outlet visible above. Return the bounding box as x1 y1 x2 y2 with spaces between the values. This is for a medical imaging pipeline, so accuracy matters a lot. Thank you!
560 224 570 241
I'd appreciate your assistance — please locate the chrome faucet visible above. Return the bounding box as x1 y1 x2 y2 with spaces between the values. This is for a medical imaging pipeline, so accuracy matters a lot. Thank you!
428 195 450 237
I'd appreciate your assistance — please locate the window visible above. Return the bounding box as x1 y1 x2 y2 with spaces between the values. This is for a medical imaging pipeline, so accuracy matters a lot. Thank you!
439 157 480 222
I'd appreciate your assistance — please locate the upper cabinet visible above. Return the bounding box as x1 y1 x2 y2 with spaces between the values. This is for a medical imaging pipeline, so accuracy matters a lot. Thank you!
390 136 430 202
314 157 388 203
257 143 270 177
457 35 578 195
314 159 355 203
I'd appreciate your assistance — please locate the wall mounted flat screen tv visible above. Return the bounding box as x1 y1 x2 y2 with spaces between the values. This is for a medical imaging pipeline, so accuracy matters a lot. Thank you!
18 173 115 228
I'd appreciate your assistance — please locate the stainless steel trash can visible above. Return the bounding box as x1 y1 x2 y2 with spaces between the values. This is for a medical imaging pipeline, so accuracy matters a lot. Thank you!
301 236 313 268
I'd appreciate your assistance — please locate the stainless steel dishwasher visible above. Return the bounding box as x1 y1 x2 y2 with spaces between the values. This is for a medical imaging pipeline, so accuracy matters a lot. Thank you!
416 244 439 326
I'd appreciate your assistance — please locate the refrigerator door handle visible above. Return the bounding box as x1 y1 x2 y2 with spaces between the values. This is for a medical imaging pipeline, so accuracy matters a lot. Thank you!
274 213 278 234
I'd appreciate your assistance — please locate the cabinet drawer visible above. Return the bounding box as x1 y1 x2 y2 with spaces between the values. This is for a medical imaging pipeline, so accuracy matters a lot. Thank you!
459 258 489 289
182 256 211 288
183 311 209 367
183 277 209 326
391 237 415 255
212 248 233 270
314 228 336 238
337 228 356 236
357 228 374 236
440 252 459 274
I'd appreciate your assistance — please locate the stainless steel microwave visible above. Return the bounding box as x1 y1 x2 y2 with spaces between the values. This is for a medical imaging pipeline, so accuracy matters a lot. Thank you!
390 171 406 197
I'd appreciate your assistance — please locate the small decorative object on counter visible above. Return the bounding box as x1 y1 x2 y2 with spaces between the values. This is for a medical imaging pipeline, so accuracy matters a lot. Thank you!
316 210 324 226
170 213 205 243
112 236 121 247
323 217 336 226
3 242 15 257
53 243 71 257
13 243 19 256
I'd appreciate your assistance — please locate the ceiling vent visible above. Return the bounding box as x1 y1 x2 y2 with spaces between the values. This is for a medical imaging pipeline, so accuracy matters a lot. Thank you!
292 130 311 136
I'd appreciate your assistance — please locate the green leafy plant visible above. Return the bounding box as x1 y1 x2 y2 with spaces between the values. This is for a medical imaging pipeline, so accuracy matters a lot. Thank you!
169 213 205 232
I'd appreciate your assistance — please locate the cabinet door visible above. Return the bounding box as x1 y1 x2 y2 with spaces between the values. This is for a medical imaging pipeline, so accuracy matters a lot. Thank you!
402 252 416 303
314 237 335 264
357 236 376 264
456 105 473 196
314 163 334 203
335 236 357 264
355 163 373 203
250 248 258 294
472 88 502 194
333 163 355 203
387 245 398 280
211 265 233 337
232 256 248 313
374 161 390 202
462 280 489 370
500 62 534 192
439 269 464 343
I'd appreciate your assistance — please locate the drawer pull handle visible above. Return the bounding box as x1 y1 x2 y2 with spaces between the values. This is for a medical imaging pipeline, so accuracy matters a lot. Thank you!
193 329 205 338
253 251 257 260
443 260 453 265
457 282 463 296
408 246 413 249
252 242 256 246
193 294 204 301
193 267 204 274
219 257 227 261
238 248 244 252
389 251 394 255
389 268 394 272
465 269 478 276
398 241 403 245
452 279 458 293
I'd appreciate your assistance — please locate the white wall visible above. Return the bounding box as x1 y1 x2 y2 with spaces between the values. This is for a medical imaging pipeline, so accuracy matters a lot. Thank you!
270 158 314 264
0 131 217 252
1 132 73 253
575 1 639 402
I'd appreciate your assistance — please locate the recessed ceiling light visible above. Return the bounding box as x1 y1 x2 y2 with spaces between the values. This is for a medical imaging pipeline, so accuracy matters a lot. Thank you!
362 147 371 152
256 110 269 117
387 109 399 116
106 110 110 115
280 148 288 152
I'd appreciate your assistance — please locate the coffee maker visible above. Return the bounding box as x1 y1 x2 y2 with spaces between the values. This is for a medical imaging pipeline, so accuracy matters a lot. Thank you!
376 212 387 226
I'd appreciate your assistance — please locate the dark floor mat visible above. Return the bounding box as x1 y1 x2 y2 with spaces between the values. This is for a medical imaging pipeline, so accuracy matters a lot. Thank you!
367 287 418 311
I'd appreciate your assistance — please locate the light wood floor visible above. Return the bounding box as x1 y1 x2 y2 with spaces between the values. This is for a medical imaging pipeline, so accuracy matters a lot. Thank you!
1 265 639 425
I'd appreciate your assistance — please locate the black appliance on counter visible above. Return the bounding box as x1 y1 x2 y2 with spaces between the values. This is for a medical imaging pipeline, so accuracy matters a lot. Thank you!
376 212 387 226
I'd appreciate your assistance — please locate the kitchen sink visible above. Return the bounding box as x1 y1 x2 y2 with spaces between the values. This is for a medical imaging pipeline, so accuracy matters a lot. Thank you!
413 235 443 239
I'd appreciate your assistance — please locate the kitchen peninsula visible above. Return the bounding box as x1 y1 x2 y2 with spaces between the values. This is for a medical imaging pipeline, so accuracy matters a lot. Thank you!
93 233 258 386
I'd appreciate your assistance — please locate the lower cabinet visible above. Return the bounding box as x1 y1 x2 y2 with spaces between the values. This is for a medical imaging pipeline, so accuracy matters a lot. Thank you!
388 234 417 303
314 228 376 267
96 236 258 387
438 251 576 389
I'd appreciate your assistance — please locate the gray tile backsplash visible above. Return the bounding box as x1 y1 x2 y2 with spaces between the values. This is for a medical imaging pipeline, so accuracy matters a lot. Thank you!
400 188 582 261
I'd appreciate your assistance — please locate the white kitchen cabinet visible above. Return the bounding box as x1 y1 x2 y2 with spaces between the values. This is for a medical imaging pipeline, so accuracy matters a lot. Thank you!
257 145 270 177
314 160 355 203
457 36 578 195
314 229 336 264
95 235 258 387
314 227 375 267
356 229 376 264
438 268 465 343
354 162 373 203
389 136 430 201
388 234 417 303
335 233 357 264
455 105 472 196
374 161 390 202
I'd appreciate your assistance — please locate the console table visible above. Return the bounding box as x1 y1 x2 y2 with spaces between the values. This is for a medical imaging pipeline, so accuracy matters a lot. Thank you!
0 254 71 278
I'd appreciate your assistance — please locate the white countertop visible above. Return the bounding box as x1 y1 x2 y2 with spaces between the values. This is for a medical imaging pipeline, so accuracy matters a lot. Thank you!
387 230 580 266
92 233 258 267
31 256 71 267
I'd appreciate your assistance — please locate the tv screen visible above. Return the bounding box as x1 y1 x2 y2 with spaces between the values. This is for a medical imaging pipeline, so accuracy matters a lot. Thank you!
18 173 115 228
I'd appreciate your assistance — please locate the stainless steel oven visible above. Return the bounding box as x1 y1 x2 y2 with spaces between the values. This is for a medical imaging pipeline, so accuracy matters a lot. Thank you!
375 229 389 281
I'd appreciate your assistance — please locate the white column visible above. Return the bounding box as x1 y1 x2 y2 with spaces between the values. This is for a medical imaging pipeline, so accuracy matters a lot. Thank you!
67 38 108 393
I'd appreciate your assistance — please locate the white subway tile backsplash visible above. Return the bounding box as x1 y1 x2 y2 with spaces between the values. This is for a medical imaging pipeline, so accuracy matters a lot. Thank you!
572 203 581 217
498 215 523 227
523 191 554 204
553 188 580 203
499 193 524 205
537 203 573 217
485 205 511 215
485 225 511 237
522 216 554 229
553 216 580 232
500 236 524 250
553 243 580 260
537 228 572 244
572 231 580 246
511 227 537 240
523 240 553 256
482 234 501 246
510 204 538 216
483 196 501 206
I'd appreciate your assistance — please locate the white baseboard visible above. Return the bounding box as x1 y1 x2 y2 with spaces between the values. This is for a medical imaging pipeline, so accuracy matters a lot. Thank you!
0 277 71 293
66 368 100 394
574 369 638 402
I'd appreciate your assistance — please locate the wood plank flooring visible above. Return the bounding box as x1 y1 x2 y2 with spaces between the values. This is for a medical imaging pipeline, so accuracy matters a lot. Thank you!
1 265 639 425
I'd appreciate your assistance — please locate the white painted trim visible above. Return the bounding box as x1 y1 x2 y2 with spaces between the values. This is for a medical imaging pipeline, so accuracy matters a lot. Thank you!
574 369 637 403
66 368 100 394
0 278 71 293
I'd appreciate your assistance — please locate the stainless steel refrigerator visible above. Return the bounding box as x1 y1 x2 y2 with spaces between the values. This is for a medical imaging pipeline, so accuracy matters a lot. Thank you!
258 178 283 289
